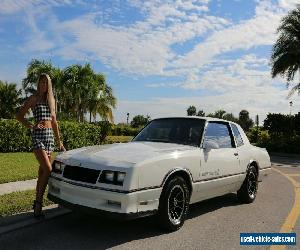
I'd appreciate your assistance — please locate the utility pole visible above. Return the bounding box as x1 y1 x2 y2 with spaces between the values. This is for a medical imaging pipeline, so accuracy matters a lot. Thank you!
255 114 259 143
289 101 293 116
127 113 129 124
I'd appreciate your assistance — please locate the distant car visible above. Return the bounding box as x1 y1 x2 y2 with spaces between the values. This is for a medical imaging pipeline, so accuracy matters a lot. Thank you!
48 117 271 231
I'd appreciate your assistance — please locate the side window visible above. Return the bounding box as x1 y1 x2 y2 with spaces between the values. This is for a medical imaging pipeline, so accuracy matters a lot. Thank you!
231 124 244 147
204 122 234 148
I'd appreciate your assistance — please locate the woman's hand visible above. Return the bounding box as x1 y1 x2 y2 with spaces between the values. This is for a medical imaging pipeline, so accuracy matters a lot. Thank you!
59 141 66 152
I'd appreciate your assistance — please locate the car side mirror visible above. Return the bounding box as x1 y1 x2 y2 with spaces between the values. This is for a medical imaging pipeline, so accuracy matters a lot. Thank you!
203 141 219 151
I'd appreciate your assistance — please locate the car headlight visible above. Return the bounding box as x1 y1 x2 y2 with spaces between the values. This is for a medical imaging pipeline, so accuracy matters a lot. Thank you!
52 161 65 174
104 171 114 182
99 170 126 186
117 172 126 183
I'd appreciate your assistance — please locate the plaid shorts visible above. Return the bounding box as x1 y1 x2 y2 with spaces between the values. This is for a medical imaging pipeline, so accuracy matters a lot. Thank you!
32 128 55 154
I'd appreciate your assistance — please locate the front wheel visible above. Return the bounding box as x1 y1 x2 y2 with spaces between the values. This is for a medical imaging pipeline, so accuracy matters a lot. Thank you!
158 176 190 231
237 165 258 203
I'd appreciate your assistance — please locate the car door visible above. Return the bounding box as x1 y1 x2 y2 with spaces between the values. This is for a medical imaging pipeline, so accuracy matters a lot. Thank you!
195 121 241 201
230 123 249 186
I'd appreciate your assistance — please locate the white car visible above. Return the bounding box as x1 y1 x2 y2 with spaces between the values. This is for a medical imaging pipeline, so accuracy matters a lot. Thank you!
48 117 271 231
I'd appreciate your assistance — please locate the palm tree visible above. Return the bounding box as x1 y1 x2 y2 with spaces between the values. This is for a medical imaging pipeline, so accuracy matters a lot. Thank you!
0 81 22 119
22 59 63 111
62 64 94 122
96 85 116 123
89 84 116 123
23 60 117 123
62 64 117 122
207 109 226 119
271 5 300 96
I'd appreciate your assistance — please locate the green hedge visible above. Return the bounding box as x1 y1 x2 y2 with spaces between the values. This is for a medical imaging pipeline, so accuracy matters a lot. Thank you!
0 119 32 152
247 127 300 154
111 124 141 136
0 119 111 152
259 135 300 154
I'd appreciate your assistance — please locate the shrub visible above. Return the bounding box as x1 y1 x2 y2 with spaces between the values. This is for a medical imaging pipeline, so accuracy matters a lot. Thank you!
0 119 112 152
111 124 140 136
0 119 32 152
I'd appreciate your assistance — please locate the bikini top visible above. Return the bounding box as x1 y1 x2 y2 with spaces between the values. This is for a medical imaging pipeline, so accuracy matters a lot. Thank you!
32 101 52 122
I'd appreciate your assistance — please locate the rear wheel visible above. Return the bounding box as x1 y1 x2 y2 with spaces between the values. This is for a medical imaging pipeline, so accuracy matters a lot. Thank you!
158 176 190 231
237 165 258 203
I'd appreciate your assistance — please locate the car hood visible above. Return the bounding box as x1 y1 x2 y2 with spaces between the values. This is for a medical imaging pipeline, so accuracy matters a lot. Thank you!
56 141 195 169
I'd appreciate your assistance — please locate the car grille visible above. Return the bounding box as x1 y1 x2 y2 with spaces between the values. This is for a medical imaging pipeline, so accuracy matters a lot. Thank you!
63 165 100 184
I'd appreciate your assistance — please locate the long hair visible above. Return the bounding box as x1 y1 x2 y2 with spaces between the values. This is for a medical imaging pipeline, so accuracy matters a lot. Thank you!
37 73 56 115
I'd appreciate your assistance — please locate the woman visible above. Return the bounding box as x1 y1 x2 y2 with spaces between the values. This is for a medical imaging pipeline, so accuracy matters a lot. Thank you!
16 73 65 218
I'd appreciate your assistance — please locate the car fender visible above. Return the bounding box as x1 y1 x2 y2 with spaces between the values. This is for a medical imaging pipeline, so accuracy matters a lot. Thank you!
161 168 194 192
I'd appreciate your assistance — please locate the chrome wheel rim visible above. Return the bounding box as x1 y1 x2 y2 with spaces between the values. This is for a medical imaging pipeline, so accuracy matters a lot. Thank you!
167 185 185 225
247 170 257 199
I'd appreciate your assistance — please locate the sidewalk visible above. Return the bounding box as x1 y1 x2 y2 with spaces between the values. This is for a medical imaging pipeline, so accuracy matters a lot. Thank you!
0 179 37 195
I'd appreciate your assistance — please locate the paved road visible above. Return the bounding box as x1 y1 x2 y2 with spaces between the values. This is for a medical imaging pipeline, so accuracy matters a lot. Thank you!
0 164 299 250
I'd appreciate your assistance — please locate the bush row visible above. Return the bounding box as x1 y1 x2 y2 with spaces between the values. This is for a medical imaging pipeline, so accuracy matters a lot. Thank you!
247 127 300 154
110 124 141 136
0 119 111 152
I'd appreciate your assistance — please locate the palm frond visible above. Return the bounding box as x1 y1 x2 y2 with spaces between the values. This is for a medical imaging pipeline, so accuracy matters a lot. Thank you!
271 5 300 87
287 83 300 98
271 53 298 78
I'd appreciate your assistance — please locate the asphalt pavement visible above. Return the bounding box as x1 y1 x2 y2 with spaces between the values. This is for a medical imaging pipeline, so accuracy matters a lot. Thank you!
0 164 299 250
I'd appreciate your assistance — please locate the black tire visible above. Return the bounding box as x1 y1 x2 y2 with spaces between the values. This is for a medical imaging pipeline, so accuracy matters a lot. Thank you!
237 165 258 203
157 176 190 232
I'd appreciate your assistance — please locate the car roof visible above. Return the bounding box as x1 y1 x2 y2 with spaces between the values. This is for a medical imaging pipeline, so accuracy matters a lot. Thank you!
152 116 237 124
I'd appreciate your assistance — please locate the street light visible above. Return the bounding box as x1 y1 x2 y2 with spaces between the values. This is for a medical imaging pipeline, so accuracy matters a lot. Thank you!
289 101 293 115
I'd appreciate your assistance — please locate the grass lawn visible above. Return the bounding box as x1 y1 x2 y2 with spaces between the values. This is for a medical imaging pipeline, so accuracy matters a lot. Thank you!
0 189 53 218
105 135 133 143
0 152 58 184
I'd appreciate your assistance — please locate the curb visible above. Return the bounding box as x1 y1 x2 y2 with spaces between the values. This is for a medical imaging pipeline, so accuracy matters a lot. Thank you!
0 204 71 235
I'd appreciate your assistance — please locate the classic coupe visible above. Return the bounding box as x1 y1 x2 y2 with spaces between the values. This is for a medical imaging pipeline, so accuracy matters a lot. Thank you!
48 117 271 231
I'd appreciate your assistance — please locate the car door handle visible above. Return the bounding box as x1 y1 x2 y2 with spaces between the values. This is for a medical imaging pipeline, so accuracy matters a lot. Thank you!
234 152 238 156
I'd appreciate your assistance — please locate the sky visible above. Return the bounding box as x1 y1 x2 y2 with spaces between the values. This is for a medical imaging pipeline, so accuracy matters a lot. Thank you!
0 0 300 124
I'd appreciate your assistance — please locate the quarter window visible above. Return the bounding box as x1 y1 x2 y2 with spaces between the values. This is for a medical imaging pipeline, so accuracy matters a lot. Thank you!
231 124 244 147
203 122 234 148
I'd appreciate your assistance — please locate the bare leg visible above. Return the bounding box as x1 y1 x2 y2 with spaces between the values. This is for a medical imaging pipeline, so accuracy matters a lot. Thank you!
33 149 52 203
35 166 43 202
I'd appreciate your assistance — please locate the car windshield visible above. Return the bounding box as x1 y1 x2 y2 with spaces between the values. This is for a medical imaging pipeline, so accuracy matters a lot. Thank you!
133 118 205 147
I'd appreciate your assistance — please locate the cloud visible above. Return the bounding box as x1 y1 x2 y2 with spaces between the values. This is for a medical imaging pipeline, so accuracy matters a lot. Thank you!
145 82 180 88
170 1 284 71
2 0 300 124
115 85 299 124
0 0 75 14
50 1 228 75
25 0 294 81
177 54 273 91
134 52 297 125
278 0 299 10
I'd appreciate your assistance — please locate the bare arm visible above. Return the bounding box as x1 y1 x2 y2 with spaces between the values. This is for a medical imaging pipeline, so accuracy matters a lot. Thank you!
16 95 36 129
51 113 65 151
